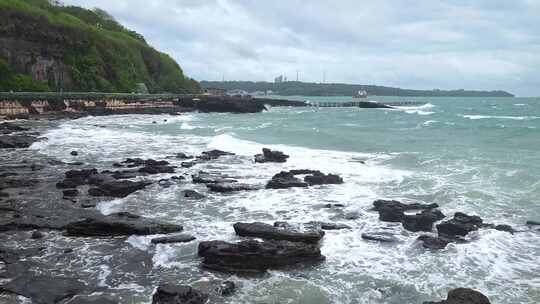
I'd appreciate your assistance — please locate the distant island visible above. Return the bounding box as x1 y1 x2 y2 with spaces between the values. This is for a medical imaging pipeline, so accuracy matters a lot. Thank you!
201 81 514 97
0 0 199 94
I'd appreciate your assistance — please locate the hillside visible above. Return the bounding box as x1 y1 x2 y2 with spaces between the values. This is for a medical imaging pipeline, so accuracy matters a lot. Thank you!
201 81 514 97
0 0 200 93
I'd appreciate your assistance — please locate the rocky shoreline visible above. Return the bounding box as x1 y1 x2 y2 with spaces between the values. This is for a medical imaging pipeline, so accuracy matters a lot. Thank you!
0 119 537 304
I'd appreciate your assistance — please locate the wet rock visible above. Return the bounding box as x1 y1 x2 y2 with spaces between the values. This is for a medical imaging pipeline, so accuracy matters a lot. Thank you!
306 221 351 230
122 158 169 168
0 135 39 149
0 275 88 304
152 284 208 304
63 189 79 197
215 281 236 296
31 230 44 239
139 164 175 174
197 150 235 161
65 168 99 180
65 295 118 304
304 172 344 186
417 235 450 250
158 179 175 188
437 212 483 237
70 151 78 156
192 171 237 184
423 287 491 304
88 180 150 198
526 220 540 226
180 190 205 200
175 152 193 159
487 224 515 234
181 161 196 168
64 212 183 237
198 239 325 273
402 209 445 232
112 162 124 168
266 171 308 189
254 148 289 163
361 231 399 242
373 200 439 223
0 122 28 134
151 234 196 244
234 222 324 243
206 183 261 193
323 203 345 208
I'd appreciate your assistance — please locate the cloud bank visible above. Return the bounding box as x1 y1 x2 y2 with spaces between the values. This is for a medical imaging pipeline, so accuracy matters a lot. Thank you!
64 0 540 96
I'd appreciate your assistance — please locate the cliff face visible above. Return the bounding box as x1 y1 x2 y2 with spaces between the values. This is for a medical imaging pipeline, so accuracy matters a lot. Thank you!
0 0 200 94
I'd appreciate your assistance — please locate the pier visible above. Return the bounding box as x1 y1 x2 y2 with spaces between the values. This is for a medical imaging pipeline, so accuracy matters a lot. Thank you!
306 100 426 108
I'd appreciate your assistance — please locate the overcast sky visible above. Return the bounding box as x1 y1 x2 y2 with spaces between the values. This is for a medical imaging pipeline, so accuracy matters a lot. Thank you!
64 0 540 96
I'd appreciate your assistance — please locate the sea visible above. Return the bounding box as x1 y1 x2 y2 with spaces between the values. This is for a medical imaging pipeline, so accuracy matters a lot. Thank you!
27 96 540 303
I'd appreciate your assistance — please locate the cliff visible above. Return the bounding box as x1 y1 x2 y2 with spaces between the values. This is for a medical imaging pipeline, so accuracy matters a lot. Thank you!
0 0 200 94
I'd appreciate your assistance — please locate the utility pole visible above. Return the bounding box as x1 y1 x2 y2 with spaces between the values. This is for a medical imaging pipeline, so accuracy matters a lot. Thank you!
322 71 326 84
296 70 299 82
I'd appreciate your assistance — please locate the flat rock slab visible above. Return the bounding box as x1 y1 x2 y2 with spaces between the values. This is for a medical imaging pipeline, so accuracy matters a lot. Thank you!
88 180 151 198
361 232 399 243
198 239 325 273
234 222 324 243
64 212 183 237
152 284 208 304
206 183 262 193
0 135 39 149
192 172 237 184
0 275 88 304
151 234 196 244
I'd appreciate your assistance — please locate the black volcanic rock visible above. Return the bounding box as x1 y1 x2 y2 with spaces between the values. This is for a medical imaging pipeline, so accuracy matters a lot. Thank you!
0 122 28 134
152 284 208 304
192 171 237 184
206 183 261 193
361 231 399 243
304 172 344 186
151 234 196 244
423 288 491 304
233 222 324 243
372 200 439 223
180 190 205 200
0 275 88 304
0 135 39 149
88 180 150 198
266 171 308 189
198 239 325 273
417 235 451 250
254 148 289 163
402 209 445 232
197 150 235 161
437 212 483 237
64 212 182 237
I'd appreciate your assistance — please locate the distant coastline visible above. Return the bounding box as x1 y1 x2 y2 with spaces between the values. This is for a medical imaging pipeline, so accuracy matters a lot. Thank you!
201 80 514 97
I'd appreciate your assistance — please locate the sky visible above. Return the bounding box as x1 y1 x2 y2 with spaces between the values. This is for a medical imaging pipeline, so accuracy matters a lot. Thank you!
64 0 540 96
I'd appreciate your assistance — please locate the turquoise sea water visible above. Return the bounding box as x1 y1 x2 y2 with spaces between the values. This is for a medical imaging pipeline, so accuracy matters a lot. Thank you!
31 96 540 303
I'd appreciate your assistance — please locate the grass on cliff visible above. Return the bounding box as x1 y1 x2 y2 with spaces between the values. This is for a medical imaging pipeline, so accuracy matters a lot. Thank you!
0 0 200 93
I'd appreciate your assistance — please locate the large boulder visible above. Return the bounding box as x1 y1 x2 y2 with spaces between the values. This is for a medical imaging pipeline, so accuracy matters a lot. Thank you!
402 209 445 232
234 222 324 243
437 212 483 237
88 180 150 198
423 288 491 304
372 200 439 223
151 234 196 244
417 235 451 250
64 212 183 237
198 239 325 272
266 171 308 189
152 284 208 304
254 148 289 163
304 172 344 186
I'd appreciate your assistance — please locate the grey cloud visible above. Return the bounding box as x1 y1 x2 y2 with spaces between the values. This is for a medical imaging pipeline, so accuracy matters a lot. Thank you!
64 0 540 96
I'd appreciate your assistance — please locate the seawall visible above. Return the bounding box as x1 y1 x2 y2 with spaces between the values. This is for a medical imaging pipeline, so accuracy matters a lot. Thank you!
0 93 307 119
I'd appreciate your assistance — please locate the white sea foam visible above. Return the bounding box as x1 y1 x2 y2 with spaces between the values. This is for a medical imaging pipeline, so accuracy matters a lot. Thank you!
461 114 539 120
423 120 438 126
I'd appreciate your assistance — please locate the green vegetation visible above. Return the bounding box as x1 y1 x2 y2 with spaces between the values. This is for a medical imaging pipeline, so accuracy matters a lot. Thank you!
201 81 514 97
0 0 200 93
0 59 49 92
